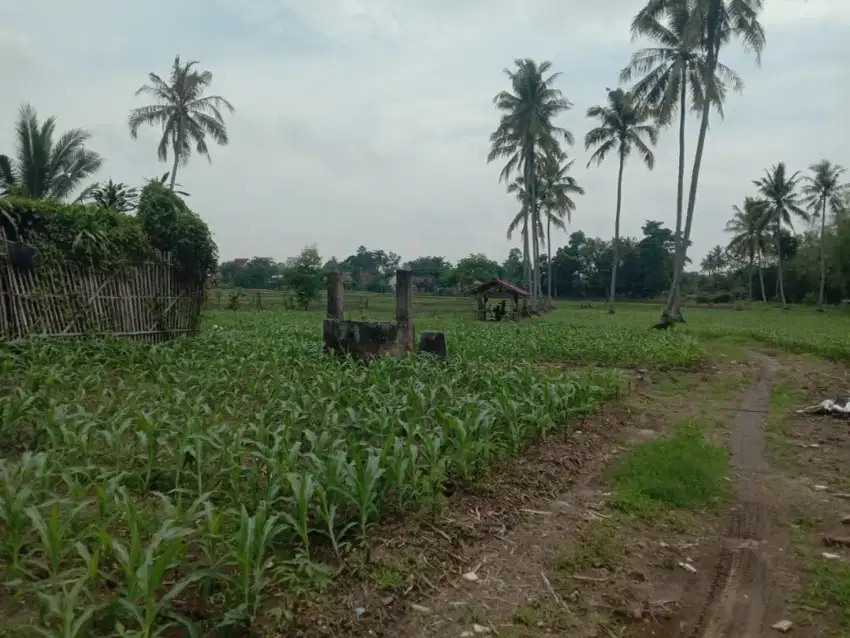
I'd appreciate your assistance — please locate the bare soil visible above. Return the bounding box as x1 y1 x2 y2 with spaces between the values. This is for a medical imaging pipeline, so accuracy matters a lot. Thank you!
277 349 850 638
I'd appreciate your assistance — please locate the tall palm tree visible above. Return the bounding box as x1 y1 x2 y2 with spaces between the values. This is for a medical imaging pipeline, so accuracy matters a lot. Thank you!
637 0 765 324
801 160 848 310
488 58 573 309
75 179 140 212
754 162 808 308
725 197 768 302
508 154 585 300
584 88 658 314
539 155 584 298
622 0 743 320
128 56 234 189
0 104 103 200
700 245 726 280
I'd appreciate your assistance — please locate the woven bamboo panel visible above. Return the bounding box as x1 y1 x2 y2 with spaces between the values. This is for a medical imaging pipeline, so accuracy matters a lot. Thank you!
0 229 204 342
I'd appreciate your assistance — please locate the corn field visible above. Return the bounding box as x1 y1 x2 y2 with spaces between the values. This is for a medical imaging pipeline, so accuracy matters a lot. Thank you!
0 313 623 636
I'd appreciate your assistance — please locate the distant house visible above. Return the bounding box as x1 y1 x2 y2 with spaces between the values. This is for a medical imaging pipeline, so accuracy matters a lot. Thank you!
411 274 438 293
232 258 250 268
339 272 354 285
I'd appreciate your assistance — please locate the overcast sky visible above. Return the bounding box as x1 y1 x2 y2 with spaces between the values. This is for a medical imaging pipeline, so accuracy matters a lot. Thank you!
1 0 847 265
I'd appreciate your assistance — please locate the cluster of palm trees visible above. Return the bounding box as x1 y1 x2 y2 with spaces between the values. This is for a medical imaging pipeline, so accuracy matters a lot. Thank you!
722 159 848 309
0 56 233 203
488 0 765 321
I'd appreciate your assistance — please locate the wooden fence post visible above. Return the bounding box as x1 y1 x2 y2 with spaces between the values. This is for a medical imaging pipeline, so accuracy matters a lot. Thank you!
395 269 413 350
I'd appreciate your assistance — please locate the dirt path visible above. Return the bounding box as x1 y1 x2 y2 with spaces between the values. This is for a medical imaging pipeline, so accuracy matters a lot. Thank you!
662 356 778 638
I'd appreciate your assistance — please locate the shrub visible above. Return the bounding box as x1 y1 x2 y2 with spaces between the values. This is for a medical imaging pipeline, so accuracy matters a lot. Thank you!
0 196 151 269
137 181 218 282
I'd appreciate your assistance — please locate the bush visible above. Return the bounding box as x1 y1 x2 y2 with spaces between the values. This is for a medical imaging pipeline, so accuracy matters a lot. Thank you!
0 187 217 284
0 196 151 269
136 181 218 282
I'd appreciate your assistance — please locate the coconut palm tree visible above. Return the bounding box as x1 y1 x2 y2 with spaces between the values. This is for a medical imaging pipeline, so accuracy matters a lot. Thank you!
539 155 584 298
0 104 103 200
488 58 573 309
754 162 809 308
128 56 234 190
584 88 658 314
701 245 726 281
75 179 140 212
801 160 848 310
622 0 743 320
725 197 768 302
637 0 765 324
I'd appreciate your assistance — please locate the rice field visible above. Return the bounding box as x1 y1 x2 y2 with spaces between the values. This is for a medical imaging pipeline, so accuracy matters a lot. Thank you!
2 302 849 635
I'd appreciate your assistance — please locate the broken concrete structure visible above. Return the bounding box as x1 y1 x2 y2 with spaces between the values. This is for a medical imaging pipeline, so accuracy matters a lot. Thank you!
323 269 415 361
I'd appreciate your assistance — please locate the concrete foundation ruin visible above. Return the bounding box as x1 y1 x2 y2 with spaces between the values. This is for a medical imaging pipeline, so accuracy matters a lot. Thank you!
323 270 415 360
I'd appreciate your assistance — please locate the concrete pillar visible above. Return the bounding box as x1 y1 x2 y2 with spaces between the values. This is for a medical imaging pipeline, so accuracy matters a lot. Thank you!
395 269 413 349
326 272 344 320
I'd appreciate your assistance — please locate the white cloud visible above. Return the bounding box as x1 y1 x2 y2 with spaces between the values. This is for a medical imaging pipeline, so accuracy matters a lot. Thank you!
1 0 847 266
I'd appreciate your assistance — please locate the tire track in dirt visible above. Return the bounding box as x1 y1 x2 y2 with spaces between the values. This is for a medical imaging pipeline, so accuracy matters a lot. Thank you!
672 356 775 638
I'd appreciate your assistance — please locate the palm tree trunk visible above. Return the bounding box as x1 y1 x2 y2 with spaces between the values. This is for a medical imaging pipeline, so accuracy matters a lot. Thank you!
776 222 787 308
664 45 718 324
528 150 539 310
748 255 754 302
609 151 625 314
758 251 767 302
663 73 688 322
522 216 531 294
170 122 184 189
817 196 827 311
547 216 553 299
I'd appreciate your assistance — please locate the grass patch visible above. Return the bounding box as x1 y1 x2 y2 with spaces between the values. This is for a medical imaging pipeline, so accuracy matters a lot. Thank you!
555 519 623 573
370 562 409 593
610 419 729 518
802 560 850 627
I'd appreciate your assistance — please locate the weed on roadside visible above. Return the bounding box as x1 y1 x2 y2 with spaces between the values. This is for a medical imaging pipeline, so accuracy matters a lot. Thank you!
610 419 729 518
801 560 850 627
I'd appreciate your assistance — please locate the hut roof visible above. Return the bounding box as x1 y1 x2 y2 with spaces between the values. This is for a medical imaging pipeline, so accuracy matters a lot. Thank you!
466 278 529 297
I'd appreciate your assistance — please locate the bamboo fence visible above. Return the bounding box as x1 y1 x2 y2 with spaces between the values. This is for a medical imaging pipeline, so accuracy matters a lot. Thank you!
0 229 205 342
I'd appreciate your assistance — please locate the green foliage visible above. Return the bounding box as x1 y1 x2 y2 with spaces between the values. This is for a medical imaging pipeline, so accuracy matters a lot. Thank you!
281 245 323 310
450 253 503 288
0 104 102 200
76 179 139 213
802 559 850 626
611 419 729 517
0 196 151 269
137 180 218 281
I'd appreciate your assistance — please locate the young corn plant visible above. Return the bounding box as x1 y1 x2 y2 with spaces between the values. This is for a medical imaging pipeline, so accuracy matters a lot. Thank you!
344 454 385 563
220 502 283 634
31 576 99 638
281 473 316 560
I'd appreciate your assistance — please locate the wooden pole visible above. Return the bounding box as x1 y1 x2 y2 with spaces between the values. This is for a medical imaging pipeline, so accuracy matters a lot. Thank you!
395 269 413 349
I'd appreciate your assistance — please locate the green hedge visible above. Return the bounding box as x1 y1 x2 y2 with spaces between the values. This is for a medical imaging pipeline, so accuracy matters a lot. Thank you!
0 182 217 282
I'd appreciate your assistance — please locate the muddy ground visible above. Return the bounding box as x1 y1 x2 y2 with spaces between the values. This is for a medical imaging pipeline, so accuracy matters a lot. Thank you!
276 344 850 638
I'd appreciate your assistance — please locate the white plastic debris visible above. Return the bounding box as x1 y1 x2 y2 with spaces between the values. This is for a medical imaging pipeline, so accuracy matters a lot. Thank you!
797 399 850 416
814 485 829 491
410 603 431 614
822 552 840 560
771 620 793 633
678 561 698 573
462 571 479 582
473 625 492 634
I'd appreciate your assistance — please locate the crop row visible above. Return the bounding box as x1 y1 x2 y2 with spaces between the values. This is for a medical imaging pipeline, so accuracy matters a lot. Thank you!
0 321 619 636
